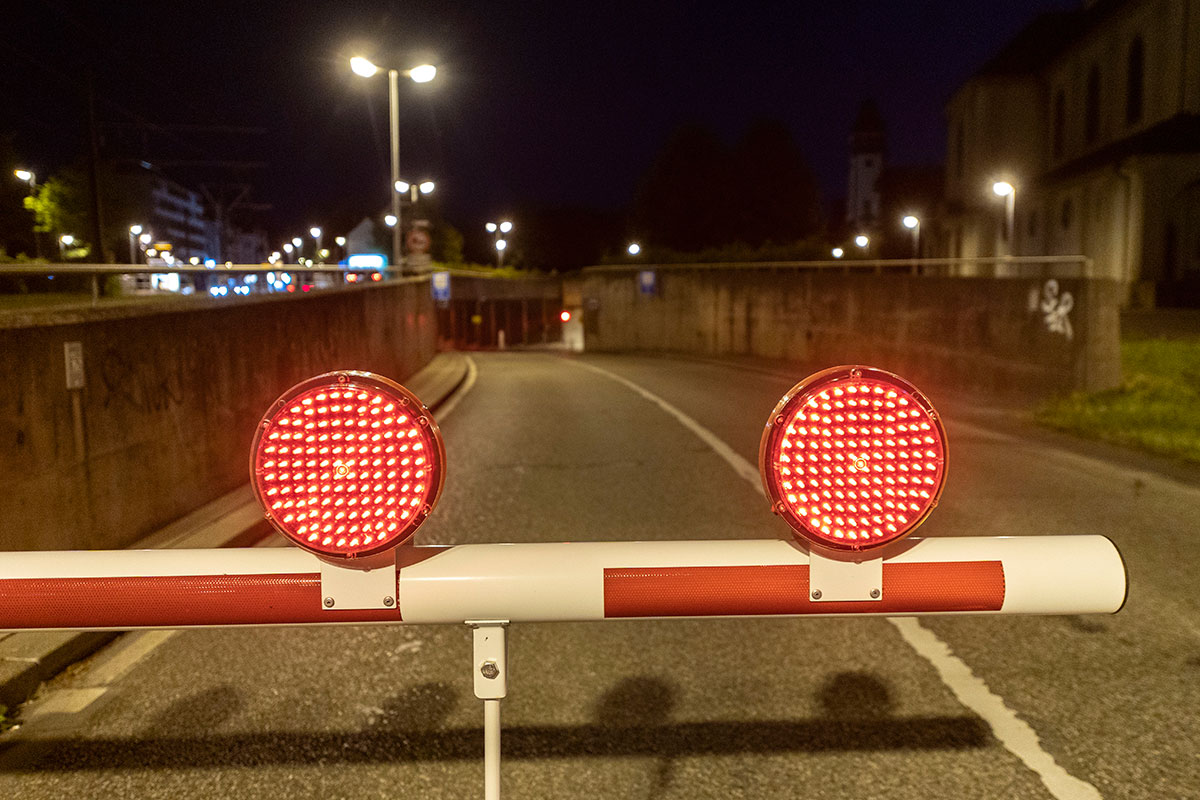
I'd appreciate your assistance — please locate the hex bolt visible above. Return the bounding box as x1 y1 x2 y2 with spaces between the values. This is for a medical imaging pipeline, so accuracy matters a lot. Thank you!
383 596 396 608
811 589 822 600
323 597 335 608
870 588 881 599
480 660 500 679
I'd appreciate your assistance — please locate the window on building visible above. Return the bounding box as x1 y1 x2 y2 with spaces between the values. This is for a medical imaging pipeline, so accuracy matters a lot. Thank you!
1126 36 1144 125
1085 65 1101 144
1052 90 1066 159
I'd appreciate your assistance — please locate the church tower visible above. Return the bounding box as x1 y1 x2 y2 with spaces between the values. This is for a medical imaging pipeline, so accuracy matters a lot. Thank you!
847 100 886 231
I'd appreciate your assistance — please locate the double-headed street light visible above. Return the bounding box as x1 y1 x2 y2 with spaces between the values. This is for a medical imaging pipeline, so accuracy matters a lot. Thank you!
486 221 513 268
351 56 437 273
992 181 1016 256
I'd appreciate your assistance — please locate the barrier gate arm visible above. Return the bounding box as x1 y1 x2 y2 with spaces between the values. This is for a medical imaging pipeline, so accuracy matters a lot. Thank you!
0 366 1132 800
0 536 1125 631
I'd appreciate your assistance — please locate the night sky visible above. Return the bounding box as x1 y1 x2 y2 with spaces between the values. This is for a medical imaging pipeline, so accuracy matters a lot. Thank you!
3 0 1077 251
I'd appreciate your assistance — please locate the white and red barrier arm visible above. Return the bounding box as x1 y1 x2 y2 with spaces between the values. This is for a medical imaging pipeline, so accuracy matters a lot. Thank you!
0 536 1125 632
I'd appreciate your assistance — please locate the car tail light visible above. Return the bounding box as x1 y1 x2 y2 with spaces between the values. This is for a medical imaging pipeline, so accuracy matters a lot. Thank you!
759 366 947 552
251 371 446 559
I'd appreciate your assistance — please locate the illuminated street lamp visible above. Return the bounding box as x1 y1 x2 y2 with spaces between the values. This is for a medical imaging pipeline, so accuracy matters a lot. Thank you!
291 236 302 249
128 224 145 264
13 169 41 259
384 214 398 227
902 214 921 257
283 242 294 262
627 242 641 256
854 234 869 249
351 55 438 272
309 226 323 259
59 234 75 260
992 181 1016 255
485 221 513 268
832 247 844 259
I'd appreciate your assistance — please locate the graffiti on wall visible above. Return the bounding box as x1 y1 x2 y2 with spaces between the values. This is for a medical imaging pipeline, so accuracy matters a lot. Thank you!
1028 280 1074 341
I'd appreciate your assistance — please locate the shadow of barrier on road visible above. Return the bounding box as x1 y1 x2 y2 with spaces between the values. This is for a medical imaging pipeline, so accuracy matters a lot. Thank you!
0 717 991 772
1 672 989 772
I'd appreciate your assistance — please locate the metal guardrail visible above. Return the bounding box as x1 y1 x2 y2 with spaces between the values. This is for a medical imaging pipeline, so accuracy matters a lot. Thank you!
583 255 1096 278
0 263 424 306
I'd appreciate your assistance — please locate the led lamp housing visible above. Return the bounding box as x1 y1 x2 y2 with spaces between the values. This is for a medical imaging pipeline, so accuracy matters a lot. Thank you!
251 371 446 559
760 366 947 552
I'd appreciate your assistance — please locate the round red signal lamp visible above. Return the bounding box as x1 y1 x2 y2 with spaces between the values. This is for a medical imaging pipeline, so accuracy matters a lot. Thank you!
759 366 947 553
560 310 571 323
250 371 446 560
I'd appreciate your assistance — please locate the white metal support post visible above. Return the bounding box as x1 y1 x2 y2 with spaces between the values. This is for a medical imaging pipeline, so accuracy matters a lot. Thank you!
469 620 509 800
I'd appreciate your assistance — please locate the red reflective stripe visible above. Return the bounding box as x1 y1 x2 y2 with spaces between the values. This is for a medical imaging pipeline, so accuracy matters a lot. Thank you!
0 573 401 629
603 561 1005 618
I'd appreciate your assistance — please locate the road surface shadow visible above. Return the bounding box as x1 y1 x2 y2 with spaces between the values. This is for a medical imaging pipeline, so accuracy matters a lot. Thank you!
0 672 988 773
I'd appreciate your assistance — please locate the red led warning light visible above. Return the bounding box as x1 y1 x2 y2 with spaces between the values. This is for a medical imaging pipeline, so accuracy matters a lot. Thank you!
560 310 572 323
250 371 446 560
759 366 947 553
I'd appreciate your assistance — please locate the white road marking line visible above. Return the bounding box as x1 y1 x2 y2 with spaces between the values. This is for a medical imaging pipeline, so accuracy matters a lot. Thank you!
890 618 1102 800
435 355 478 422
573 358 1105 800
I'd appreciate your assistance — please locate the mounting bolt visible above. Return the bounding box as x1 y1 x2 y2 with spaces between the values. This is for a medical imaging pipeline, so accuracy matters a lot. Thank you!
383 596 395 607
811 589 822 600
480 660 500 679
870 588 881 599
323 597 335 608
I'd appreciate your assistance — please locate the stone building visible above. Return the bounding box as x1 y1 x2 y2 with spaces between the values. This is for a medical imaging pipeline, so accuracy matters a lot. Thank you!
940 0 1200 306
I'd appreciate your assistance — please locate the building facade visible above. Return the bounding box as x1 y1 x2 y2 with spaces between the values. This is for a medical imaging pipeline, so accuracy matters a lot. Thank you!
941 0 1200 306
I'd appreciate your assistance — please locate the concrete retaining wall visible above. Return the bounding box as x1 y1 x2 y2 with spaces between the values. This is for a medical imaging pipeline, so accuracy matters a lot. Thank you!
0 281 436 551
582 267 1121 398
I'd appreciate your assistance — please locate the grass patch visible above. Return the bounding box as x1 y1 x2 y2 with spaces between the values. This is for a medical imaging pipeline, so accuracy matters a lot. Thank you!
1035 338 1200 463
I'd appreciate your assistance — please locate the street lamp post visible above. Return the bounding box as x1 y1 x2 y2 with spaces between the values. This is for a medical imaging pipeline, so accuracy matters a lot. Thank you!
351 56 437 274
58 234 75 261
310 227 323 261
486 221 513 268
902 214 921 274
129 224 144 265
13 169 42 259
992 181 1016 258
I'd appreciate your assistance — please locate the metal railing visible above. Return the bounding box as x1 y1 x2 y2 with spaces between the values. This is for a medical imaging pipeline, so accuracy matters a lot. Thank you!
0 263 418 306
583 255 1096 279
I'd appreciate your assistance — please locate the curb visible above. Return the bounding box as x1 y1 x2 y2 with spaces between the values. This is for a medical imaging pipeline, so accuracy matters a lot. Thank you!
0 352 470 715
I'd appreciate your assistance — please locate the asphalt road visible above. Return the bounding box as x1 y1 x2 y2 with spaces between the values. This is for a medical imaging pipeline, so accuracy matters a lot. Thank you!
1 352 1197 799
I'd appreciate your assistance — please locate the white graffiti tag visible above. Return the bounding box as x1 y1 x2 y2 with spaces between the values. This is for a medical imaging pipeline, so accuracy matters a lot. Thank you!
1039 279 1074 340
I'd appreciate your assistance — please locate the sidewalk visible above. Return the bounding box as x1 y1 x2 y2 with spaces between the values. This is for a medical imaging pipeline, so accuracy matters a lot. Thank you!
0 353 470 714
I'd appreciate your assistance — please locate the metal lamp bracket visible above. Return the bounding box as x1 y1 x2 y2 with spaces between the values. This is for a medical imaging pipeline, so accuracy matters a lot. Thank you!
319 553 398 610
808 548 883 602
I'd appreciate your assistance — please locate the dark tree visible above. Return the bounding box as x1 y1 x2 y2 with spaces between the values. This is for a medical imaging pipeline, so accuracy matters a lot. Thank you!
633 124 735 252
731 119 822 246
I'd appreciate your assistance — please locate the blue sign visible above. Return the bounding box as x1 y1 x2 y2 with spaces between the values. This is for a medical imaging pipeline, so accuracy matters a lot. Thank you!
638 269 657 295
431 270 451 302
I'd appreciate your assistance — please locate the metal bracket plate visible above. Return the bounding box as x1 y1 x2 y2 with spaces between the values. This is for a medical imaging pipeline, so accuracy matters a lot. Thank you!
319 556 398 610
809 549 883 602
468 621 509 700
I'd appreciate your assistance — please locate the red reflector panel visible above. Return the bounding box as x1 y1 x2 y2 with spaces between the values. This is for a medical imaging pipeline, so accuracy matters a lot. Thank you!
760 366 947 552
251 371 446 559
603 562 1003 617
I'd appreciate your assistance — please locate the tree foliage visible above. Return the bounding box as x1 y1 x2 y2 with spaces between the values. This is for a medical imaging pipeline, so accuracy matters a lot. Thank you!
634 120 823 253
